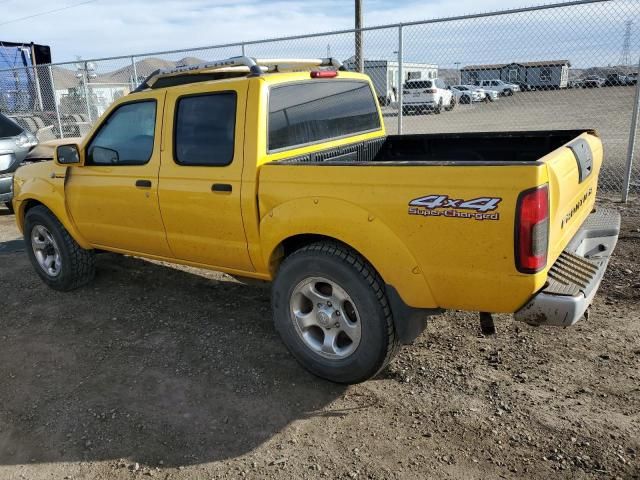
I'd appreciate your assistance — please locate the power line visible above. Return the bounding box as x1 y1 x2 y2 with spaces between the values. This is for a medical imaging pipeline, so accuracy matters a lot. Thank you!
0 0 100 27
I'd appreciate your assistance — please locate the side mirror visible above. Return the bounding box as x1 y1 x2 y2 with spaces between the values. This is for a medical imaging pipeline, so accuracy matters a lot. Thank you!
55 144 81 165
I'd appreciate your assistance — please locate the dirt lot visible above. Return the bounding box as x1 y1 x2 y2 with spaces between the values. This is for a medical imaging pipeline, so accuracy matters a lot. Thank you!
0 196 638 480
383 86 640 192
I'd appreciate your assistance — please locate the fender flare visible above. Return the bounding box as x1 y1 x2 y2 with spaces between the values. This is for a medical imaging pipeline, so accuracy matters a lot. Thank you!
260 197 436 309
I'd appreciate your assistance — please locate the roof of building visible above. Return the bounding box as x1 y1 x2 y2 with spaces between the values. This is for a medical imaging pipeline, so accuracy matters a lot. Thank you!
461 60 571 70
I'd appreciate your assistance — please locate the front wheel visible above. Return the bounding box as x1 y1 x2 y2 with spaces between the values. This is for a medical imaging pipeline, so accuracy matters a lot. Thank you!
272 242 399 384
24 205 95 291
505 89 514 96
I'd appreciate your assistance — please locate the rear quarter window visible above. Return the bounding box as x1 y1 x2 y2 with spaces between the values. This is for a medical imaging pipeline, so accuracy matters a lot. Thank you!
405 80 433 89
268 80 380 152
0 114 23 138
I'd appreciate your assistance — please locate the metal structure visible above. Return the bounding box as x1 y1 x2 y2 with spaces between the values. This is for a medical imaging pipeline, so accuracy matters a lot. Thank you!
0 0 638 200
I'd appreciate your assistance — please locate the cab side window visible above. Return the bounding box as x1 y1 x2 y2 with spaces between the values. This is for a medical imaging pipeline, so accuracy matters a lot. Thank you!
87 100 156 166
174 92 236 166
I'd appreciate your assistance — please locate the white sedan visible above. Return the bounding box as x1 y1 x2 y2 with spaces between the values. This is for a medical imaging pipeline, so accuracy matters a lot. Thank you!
450 85 484 104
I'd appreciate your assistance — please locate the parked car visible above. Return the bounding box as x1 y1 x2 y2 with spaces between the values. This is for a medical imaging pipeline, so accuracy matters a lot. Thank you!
474 79 520 96
402 78 455 114
450 85 484 104
473 86 499 102
604 73 630 87
628 73 638 85
568 79 585 89
582 75 606 88
0 113 38 213
13 57 620 384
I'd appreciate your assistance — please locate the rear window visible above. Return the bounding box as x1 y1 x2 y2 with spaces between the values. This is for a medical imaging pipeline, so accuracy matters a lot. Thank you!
268 80 380 151
405 80 433 89
0 114 23 138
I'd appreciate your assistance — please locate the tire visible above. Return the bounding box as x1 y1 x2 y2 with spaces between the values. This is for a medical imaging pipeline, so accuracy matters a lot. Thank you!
505 89 513 96
460 95 471 105
434 98 443 114
272 242 399 384
445 97 456 111
5 202 14 214
24 205 95 291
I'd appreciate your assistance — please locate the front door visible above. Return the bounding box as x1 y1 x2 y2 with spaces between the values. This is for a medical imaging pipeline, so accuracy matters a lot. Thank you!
65 92 172 257
158 80 253 272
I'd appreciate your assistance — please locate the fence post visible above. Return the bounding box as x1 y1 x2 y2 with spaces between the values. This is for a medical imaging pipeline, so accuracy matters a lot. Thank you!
82 62 92 123
48 65 64 139
397 24 403 135
241 44 246 56
131 56 138 89
622 56 640 203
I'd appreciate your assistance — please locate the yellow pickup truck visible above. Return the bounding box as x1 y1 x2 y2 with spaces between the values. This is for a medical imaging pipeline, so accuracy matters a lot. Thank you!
12 57 620 383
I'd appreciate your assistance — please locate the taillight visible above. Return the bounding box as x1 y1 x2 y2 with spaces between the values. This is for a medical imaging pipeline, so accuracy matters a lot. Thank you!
310 70 338 78
515 184 549 273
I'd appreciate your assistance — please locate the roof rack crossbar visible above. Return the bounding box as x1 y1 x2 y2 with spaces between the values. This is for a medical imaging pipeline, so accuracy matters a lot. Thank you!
133 56 343 92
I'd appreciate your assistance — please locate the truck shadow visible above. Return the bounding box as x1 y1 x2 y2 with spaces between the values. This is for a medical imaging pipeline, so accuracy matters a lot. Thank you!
0 253 346 467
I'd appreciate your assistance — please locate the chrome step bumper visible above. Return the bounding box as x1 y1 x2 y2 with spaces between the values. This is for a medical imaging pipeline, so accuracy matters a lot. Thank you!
514 207 621 327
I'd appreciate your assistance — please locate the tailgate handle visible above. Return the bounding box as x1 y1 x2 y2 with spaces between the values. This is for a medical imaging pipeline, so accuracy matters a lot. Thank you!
567 139 593 183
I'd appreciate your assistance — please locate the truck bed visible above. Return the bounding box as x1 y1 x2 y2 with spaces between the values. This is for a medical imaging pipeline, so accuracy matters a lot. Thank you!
260 129 603 313
276 130 591 165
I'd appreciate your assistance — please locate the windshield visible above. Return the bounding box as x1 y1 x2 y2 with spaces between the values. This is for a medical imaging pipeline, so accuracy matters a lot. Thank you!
454 86 468 90
0 113 23 139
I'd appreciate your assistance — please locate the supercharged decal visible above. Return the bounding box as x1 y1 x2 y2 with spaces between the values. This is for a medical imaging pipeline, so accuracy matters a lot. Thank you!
408 194 502 221
561 187 593 229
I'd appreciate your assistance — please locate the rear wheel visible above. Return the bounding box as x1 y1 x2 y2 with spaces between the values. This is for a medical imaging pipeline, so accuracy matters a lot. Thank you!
445 97 456 111
24 205 95 291
434 98 443 114
272 242 399 384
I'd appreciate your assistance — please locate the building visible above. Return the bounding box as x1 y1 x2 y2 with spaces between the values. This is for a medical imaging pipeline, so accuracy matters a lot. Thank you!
344 58 438 105
460 60 571 89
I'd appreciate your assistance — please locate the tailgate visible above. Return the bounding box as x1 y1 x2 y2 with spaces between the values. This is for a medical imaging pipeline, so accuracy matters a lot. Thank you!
543 131 602 266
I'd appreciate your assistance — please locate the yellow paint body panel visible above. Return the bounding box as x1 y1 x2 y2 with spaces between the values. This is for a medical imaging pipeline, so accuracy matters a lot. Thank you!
13 69 604 314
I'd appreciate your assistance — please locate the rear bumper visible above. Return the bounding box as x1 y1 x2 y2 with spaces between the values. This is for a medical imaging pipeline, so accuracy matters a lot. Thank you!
514 207 620 327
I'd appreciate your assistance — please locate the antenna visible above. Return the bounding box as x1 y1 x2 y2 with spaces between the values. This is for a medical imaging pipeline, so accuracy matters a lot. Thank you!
619 20 633 67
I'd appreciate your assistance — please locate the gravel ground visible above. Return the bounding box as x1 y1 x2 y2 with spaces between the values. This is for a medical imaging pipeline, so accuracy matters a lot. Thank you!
0 196 638 480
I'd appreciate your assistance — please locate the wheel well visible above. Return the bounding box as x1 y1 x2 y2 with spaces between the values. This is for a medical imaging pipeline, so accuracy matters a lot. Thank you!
20 199 44 216
272 234 370 276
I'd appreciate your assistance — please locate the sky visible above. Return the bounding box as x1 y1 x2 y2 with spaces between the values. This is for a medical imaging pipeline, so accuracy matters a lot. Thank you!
0 0 638 68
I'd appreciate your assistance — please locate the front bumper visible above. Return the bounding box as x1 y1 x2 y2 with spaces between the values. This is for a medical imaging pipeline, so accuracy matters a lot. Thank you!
514 207 620 327
0 173 13 203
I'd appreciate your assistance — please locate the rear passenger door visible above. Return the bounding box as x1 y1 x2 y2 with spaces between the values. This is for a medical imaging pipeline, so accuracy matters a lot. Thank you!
159 80 253 272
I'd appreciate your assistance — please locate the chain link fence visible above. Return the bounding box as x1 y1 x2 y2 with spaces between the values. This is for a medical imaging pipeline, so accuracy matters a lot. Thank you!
1 0 638 198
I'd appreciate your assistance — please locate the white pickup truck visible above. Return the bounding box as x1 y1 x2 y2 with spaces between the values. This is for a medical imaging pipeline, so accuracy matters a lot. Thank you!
475 79 520 96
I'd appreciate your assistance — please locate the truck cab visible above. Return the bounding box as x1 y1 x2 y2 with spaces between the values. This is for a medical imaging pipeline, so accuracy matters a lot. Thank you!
12 57 620 384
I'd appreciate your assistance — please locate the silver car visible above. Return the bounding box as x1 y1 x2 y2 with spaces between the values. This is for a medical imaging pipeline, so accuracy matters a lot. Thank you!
0 113 38 213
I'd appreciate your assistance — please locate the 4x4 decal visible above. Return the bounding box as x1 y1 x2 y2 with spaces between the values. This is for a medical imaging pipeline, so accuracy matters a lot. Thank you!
408 194 502 221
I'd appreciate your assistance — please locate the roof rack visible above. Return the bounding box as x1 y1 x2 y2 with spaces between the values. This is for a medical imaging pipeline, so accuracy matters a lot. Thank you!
133 56 344 92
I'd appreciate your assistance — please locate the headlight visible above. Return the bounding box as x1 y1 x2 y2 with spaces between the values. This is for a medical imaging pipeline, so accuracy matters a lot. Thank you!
15 132 38 149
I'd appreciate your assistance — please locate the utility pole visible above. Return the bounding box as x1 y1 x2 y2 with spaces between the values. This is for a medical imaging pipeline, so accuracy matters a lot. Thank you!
355 0 363 73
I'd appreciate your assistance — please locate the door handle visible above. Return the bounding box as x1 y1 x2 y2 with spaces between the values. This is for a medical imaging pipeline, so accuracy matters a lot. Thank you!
212 183 232 193
135 179 152 188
